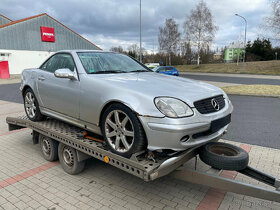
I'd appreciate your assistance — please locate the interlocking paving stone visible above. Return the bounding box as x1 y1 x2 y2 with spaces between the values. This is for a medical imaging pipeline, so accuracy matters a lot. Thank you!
0 101 279 209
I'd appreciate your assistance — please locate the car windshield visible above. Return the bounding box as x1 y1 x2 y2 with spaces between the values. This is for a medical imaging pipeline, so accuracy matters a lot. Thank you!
153 67 160 71
148 66 157 71
77 52 151 74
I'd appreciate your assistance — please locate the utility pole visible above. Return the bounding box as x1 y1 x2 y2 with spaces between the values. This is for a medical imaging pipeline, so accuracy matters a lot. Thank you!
139 0 142 63
235 14 247 72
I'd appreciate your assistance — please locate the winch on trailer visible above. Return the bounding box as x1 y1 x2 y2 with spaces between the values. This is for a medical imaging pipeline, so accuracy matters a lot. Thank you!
6 116 280 203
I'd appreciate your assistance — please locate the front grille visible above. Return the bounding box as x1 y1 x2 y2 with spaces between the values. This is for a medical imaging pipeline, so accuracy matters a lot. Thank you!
194 95 225 114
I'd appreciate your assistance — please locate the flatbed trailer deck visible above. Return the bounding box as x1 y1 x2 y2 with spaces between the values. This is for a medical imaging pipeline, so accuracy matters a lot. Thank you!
6 116 198 181
6 116 280 203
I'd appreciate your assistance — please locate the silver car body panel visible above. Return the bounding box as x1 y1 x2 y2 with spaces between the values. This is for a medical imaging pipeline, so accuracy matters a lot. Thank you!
21 50 233 151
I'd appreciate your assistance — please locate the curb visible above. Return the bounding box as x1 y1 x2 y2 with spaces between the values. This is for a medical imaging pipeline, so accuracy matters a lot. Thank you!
226 93 280 98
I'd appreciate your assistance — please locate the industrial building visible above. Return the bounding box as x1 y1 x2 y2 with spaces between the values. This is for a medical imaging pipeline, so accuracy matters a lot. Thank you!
0 13 101 77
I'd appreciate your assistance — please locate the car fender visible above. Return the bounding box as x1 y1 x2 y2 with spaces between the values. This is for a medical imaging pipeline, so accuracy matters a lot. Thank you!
21 69 42 105
98 92 165 122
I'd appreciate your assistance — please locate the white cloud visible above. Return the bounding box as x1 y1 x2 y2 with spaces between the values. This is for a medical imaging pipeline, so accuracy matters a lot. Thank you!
0 0 275 51
83 34 139 51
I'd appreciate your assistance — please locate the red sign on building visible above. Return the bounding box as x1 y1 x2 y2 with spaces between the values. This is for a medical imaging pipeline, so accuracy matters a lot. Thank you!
40 26 55 42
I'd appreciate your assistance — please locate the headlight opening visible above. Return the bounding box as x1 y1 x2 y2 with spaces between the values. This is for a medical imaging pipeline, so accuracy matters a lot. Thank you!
154 97 193 118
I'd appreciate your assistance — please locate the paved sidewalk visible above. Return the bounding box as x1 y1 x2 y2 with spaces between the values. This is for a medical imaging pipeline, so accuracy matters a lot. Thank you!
0 75 21 85
199 81 241 88
0 100 279 210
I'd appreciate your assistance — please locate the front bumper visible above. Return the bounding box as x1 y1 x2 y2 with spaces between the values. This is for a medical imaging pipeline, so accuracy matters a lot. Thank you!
138 98 233 151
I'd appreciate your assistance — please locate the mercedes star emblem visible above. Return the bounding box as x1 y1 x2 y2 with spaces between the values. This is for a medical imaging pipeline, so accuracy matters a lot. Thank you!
211 98 220 111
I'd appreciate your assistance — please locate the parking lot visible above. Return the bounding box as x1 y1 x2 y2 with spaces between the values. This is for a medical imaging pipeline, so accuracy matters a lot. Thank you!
0 84 280 210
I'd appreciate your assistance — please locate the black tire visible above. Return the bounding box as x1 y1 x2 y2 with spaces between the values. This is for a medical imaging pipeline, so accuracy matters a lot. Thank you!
199 142 249 171
39 134 58 161
58 143 85 175
23 88 45 121
101 103 147 157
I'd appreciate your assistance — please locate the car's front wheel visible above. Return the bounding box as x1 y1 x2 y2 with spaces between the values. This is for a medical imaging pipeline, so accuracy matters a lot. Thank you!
101 103 146 157
23 88 45 121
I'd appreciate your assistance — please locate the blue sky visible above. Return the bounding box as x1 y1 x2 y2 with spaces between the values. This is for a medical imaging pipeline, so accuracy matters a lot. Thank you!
0 0 273 51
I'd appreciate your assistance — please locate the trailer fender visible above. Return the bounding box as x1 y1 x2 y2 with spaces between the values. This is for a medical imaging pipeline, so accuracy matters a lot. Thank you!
76 150 91 162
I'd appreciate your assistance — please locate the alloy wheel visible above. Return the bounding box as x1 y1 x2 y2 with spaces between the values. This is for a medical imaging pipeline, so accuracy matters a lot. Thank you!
25 92 36 118
105 110 134 153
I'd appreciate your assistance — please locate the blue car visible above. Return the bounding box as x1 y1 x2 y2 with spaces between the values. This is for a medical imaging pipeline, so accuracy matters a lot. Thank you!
154 66 179 76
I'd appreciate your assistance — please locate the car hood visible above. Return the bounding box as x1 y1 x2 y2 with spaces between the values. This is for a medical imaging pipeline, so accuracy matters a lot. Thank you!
89 72 224 106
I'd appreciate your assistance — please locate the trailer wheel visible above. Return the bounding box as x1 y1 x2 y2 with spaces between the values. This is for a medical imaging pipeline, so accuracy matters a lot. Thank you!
39 134 58 161
199 142 249 171
58 143 85 175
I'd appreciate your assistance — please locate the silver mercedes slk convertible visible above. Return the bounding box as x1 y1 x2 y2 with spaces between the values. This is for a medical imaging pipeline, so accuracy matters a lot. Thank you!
21 50 233 157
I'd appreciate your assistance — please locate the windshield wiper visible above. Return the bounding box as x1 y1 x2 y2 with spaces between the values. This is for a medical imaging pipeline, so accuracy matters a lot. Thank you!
89 70 126 74
129 69 151 73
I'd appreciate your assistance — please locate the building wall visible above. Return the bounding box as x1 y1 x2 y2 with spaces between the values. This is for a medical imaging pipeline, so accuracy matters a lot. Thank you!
0 16 11 26
0 49 54 74
224 48 245 62
0 15 100 51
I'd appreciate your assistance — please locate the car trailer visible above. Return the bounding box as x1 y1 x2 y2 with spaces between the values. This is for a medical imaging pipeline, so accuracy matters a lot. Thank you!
6 116 280 203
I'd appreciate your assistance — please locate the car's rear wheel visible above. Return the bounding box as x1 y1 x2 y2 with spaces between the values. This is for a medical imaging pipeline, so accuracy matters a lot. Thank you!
23 88 45 121
101 103 146 157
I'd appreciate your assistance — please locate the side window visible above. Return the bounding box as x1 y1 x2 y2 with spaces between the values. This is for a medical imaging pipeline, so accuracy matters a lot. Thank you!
40 54 75 73
60 54 75 72
40 56 55 72
158 67 165 72
165 67 173 71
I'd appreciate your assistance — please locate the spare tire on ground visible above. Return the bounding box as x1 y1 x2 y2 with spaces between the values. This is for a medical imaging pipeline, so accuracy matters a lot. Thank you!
199 142 249 171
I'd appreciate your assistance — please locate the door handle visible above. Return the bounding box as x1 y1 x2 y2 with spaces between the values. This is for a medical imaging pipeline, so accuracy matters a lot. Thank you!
38 76 45 81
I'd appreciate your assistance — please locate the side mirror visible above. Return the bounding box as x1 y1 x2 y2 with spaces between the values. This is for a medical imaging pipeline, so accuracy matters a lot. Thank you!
54 68 75 79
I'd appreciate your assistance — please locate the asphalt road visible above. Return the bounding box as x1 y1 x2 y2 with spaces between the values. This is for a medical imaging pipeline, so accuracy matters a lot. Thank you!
0 83 22 104
1 83 279 149
181 74 280 85
224 95 280 149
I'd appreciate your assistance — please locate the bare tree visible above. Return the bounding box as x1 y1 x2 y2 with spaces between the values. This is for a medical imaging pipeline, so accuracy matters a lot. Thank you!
184 0 218 65
127 44 140 59
110 46 124 53
180 40 193 64
262 0 280 42
158 18 181 65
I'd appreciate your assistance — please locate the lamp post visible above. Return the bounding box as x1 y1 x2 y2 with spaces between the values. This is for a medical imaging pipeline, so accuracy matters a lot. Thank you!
235 14 247 72
139 0 142 63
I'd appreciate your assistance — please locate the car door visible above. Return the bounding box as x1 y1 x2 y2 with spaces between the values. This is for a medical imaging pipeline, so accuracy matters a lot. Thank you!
165 67 174 75
37 53 80 119
157 67 166 74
